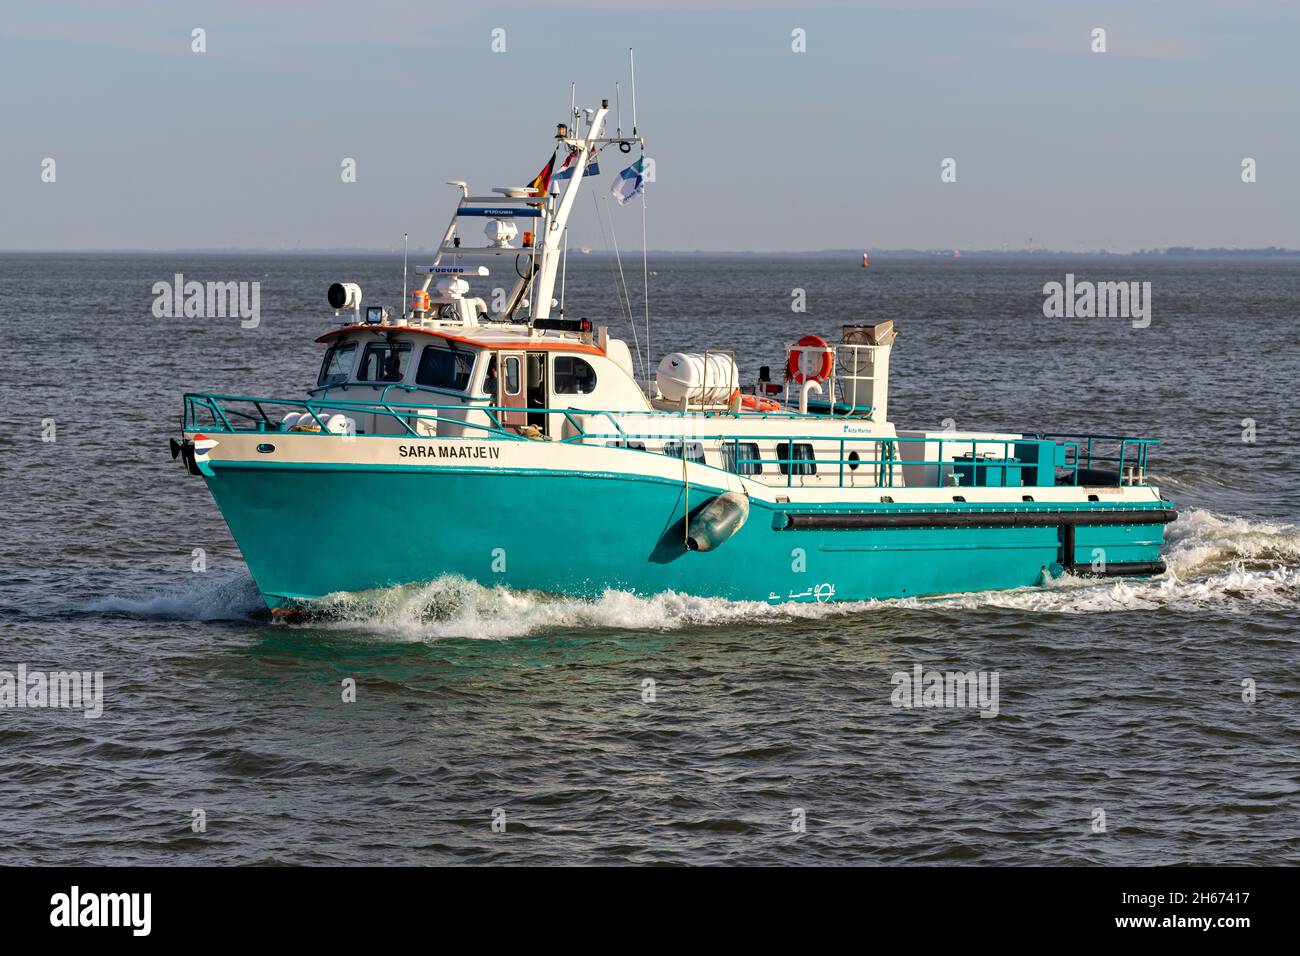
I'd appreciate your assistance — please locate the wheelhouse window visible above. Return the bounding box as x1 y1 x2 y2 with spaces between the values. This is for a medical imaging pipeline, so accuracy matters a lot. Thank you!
553 355 597 395
722 441 763 475
662 441 705 464
503 356 522 396
357 342 412 383
776 442 817 476
317 342 357 387
415 345 475 392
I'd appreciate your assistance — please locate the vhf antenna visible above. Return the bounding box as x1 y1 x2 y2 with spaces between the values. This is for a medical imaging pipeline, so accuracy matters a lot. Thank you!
629 47 638 138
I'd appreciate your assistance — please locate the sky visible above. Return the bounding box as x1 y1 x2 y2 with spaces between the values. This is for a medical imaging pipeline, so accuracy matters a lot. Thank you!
2 0 1297 252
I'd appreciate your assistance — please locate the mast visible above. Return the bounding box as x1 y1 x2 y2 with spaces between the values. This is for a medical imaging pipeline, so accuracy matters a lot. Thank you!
531 103 608 320
410 98 637 327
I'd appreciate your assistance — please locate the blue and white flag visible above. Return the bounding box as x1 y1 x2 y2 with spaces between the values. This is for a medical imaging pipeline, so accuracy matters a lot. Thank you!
555 148 600 180
610 157 646 205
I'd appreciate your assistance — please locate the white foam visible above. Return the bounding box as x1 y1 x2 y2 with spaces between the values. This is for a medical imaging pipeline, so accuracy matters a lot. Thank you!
304 575 874 641
903 507 1300 615
302 508 1299 636
84 508 1297 635
1164 507 1300 574
917 563 1299 615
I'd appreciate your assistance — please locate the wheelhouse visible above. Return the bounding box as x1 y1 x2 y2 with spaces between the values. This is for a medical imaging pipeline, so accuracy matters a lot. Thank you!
308 324 650 439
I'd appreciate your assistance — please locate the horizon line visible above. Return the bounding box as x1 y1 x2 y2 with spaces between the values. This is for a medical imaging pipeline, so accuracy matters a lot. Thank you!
3 246 1299 258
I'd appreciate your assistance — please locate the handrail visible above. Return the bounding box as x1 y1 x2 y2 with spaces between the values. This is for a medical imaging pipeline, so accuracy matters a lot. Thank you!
186 391 833 419
182 392 1161 489
1035 432 1159 478
185 392 525 441
183 392 637 445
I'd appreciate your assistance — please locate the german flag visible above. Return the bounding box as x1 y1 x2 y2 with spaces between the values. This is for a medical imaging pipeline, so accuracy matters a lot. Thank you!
528 154 556 196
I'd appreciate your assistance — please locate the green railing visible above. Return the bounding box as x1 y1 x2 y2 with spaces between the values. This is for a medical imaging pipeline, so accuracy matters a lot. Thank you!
182 393 1159 490
1035 432 1159 483
183 390 837 441
185 390 650 443
590 433 1045 490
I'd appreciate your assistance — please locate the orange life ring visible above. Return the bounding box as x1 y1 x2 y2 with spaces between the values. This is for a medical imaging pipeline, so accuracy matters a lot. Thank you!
737 392 781 413
787 334 833 384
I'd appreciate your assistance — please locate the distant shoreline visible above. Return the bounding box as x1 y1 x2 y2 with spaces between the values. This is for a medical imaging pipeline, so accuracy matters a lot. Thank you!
3 247 1300 259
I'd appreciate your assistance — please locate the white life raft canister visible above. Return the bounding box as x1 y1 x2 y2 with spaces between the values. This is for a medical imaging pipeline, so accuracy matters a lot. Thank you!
656 352 739 403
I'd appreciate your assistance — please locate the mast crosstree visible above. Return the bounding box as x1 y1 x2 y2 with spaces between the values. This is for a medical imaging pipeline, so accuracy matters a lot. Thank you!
416 99 643 327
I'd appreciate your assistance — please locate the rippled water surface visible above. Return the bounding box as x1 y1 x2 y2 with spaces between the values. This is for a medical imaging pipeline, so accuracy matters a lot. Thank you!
2 254 1297 864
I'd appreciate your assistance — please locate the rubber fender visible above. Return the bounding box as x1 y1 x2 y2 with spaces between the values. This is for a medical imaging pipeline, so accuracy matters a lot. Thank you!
686 491 750 552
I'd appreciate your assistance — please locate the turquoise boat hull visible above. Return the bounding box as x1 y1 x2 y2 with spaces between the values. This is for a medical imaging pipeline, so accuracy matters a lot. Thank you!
200 461 1170 609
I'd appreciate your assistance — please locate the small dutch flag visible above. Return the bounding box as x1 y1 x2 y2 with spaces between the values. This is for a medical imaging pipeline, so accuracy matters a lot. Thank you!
193 434 220 458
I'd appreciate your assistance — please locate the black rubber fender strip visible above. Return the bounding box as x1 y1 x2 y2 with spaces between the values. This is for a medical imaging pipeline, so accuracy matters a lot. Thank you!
780 507 1176 530
1065 560 1167 577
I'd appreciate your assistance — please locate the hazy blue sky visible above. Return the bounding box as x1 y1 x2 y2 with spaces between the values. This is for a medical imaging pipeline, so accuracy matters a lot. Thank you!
2 0 1297 251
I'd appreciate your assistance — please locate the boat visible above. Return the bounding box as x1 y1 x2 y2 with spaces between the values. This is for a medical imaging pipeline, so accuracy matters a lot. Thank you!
171 97 1174 611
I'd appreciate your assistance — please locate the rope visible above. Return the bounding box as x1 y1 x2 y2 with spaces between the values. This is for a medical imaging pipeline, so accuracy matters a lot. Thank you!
682 435 690 548
594 190 645 383
640 147 651 388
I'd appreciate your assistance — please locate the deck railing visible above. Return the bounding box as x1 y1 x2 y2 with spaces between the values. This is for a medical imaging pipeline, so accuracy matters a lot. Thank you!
1035 432 1158 484
182 393 1159 490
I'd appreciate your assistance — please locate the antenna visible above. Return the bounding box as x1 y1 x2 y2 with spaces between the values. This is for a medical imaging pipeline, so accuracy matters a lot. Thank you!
402 232 409 319
629 47 650 386
629 47 638 137
615 81 623 138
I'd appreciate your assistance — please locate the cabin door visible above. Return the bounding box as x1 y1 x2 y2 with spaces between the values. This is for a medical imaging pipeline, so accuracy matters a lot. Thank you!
526 351 548 435
497 351 527 429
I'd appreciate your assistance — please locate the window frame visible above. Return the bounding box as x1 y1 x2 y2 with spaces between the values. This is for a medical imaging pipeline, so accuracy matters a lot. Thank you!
356 341 413 383
415 344 476 393
552 354 598 395
662 440 705 465
776 442 818 476
722 441 763 476
317 342 358 387
503 355 523 396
